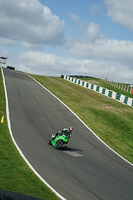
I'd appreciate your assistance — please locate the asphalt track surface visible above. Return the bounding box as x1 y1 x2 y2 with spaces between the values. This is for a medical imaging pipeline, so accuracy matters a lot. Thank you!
2 68 133 200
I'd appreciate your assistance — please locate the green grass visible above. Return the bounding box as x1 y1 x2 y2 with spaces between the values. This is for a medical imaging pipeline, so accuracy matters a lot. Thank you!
31 75 133 164
0 69 60 200
81 77 133 98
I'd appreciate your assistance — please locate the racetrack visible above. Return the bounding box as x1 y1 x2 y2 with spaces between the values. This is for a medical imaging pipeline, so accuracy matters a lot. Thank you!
2 68 133 200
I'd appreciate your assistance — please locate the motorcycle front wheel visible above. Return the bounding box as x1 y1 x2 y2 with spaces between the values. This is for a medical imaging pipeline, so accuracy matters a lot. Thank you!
48 140 52 145
55 140 63 149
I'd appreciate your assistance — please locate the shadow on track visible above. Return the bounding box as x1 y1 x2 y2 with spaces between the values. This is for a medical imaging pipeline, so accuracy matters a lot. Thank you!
60 146 82 152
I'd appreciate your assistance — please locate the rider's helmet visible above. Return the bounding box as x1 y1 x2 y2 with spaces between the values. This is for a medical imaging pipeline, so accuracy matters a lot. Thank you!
69 126 73 133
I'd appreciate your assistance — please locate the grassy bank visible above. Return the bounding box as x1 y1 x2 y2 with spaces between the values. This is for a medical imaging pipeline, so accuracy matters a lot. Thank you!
31 75 133 164
0 69 59 200
81 77 133 98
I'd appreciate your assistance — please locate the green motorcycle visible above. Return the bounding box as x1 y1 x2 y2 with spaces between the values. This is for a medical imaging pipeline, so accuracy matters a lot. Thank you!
49 127 73 149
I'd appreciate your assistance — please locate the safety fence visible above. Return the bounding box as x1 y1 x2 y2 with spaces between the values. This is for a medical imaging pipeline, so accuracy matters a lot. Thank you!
64 75 133 108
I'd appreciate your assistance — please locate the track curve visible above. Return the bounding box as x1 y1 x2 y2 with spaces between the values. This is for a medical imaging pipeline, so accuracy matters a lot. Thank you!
2 68 133 200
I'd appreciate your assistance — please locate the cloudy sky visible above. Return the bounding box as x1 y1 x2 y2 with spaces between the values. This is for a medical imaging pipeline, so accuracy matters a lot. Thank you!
0 0 133 83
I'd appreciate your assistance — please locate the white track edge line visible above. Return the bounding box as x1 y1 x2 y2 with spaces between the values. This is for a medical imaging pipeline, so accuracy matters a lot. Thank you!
1 68 67 200
28 74 133 167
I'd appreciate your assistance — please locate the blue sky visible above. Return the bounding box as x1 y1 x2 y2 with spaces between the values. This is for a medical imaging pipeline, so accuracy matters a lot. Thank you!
0 0 133 83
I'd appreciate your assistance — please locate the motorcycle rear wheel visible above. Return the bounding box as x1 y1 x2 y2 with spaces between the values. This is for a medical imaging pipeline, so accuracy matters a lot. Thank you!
55 140 63 149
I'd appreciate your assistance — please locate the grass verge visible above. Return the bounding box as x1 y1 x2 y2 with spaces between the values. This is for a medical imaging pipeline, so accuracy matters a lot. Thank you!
81 77 133 98
0 69 60 200
31 75 133 164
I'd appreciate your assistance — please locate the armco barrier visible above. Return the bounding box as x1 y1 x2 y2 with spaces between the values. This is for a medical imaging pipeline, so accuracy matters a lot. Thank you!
64 75 133 108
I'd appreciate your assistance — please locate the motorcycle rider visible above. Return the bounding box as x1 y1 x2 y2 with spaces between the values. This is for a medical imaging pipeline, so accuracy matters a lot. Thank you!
52 127 73 140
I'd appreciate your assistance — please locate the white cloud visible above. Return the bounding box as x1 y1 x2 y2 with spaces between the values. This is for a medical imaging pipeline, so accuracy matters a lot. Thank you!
65 22 103 50
89 5 102 15
2 49 132 83
66 22 133 65
17 51 79 75
86 22 103 42
104 0 133 30
68 13 80 23
0 0 65 47
68 38 133 63
64 21 133 83
0 37 15 46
